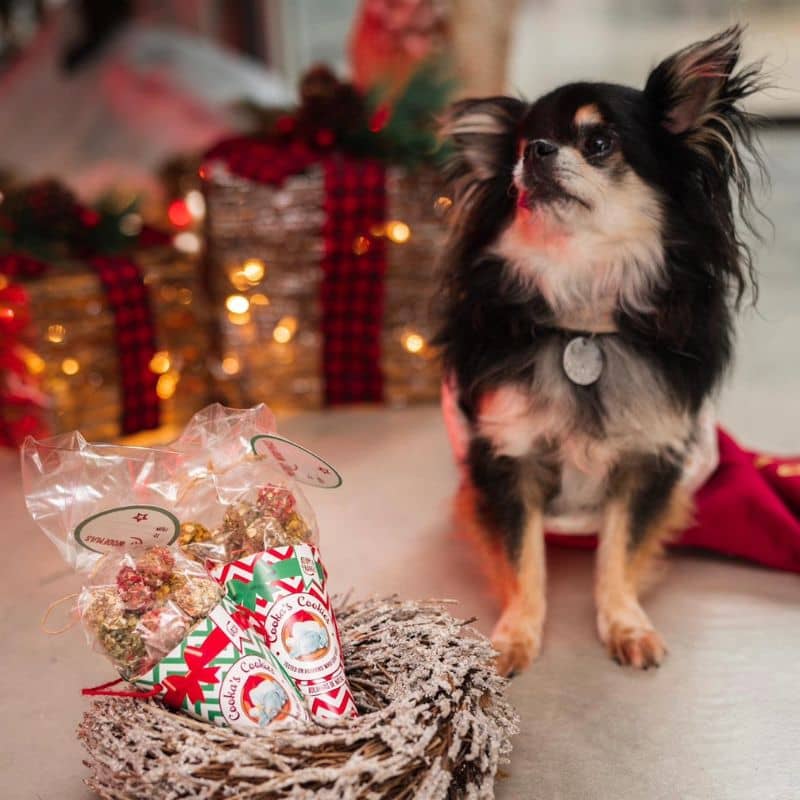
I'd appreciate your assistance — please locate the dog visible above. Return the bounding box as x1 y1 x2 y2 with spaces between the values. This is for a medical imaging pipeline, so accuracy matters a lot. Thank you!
434 26 765 674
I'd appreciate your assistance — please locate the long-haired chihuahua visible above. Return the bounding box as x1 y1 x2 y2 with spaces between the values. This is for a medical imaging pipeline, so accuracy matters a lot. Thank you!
435 26 765 674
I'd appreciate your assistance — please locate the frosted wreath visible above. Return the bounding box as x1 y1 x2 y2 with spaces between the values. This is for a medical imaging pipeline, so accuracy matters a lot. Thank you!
79 597 518 799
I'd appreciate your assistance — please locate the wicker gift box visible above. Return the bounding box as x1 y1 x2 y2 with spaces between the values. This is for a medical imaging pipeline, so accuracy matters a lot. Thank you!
1 246 211 442
202 142 448 412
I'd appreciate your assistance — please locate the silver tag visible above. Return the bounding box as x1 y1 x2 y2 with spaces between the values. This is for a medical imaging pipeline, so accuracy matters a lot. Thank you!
562 336 603 386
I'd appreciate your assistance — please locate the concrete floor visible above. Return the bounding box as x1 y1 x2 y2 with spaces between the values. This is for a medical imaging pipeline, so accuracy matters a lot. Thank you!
2 130 799 799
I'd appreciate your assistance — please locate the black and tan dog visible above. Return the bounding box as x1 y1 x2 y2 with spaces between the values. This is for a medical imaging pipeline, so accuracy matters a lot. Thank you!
435 27 765 674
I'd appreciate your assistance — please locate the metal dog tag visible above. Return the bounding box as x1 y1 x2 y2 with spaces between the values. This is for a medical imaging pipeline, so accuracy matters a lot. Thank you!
563 336 603 386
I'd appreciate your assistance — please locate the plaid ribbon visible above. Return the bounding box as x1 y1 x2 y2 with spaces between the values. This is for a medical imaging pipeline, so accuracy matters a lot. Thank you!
0 251 160 436
205 138 388 404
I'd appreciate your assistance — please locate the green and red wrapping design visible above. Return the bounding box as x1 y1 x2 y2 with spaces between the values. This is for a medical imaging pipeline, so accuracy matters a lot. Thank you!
212 544 359 721
133 597 308 730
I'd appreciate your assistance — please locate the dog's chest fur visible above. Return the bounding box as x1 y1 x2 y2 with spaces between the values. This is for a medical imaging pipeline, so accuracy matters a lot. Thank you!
474 333 694 515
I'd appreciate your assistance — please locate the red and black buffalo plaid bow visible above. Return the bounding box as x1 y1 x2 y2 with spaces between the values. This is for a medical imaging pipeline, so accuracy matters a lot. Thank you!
205 137 388 404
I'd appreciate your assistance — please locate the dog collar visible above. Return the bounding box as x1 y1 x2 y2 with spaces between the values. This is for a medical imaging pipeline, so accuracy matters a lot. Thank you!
552 310 618 335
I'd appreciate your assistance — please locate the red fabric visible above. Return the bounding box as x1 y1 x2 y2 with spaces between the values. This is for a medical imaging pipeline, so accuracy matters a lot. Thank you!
546 429 800 574
0 269 50 446
204 137 388 404
88 256 160 434
321 156 387 403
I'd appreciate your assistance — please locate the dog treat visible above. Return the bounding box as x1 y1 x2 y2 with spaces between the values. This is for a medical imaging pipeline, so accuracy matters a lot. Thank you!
79 547 223 678
180 483 313 565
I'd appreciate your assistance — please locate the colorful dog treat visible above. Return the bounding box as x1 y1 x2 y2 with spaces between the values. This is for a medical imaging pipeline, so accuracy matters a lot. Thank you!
213 544 358 721
180 484 314 565
78 546 223 679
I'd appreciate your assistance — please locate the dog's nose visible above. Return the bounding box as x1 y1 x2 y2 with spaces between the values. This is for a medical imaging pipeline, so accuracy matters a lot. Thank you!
525 139 559 161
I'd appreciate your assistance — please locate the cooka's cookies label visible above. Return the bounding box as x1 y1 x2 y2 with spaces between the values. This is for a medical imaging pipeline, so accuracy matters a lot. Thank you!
211 544 358 720
264 592 342 682
219 653 306 729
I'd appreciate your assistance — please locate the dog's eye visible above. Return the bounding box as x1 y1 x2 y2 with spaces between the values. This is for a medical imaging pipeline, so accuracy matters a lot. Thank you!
583 131 614 158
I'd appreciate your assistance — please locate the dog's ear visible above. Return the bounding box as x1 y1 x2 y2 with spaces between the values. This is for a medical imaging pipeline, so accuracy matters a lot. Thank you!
441 96 526 183
646 25 766 306
644 25 761 151
440 97 526 231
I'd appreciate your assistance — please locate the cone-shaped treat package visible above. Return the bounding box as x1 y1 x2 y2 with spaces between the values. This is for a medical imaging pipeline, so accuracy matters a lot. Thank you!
170 404 357 720
133 597 309 731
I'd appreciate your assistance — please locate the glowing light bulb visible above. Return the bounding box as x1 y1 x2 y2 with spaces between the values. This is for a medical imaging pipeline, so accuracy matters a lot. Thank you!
434 196 453 215
221 354 241 375
47 324 66 343
149 351 172 374
386 220 411 244
168 199 191 228
185 190 206 219
173 232 201 254
228 311 251 326
403 332 425 354
273 316 298 344
241 258 265 283
250 293 270 306
156 371 179 400
24 351 46 374
61 357 80 376
352 235 371 256
225 295 250 314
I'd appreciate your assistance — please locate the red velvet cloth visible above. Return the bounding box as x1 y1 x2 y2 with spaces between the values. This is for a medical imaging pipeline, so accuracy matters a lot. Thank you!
547 429 800 574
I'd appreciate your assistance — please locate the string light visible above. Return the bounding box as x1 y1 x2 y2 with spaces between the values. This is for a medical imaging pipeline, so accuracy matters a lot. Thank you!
47 324 66 343
434 196 453 215
177 288 193 305
156 371 179 400
353 235 371 256
228 311 251 326
168 199 191 227
250 293 270 306
273 316 298 344
225 295 250 314
221 354 241 375
149 351 172 374
241 258 265 283
0 307 13 321
23 350 46 374
173 232 201 254
386 221 411 244
61 357 80 375
402 332 426 354
0 274 8 290
184 190 206 220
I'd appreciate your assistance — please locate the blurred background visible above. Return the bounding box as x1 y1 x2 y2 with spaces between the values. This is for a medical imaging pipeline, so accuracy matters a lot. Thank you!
0 0 798 450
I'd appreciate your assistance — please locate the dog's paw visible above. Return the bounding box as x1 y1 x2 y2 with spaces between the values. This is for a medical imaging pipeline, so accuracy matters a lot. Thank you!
491 609 543 676
605 623 666 669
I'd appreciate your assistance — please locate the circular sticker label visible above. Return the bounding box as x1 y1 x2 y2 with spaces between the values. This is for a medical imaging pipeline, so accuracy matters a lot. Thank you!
219 654 305 730
251 434 342 488
73 505 180 554
264 593 342 680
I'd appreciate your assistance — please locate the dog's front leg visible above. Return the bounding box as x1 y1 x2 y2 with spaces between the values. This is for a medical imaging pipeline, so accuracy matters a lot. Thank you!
595 463 692 669
491 499 547 676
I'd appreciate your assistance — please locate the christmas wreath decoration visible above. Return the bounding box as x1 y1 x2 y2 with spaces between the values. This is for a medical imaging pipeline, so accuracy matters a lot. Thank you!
79 597 518 799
